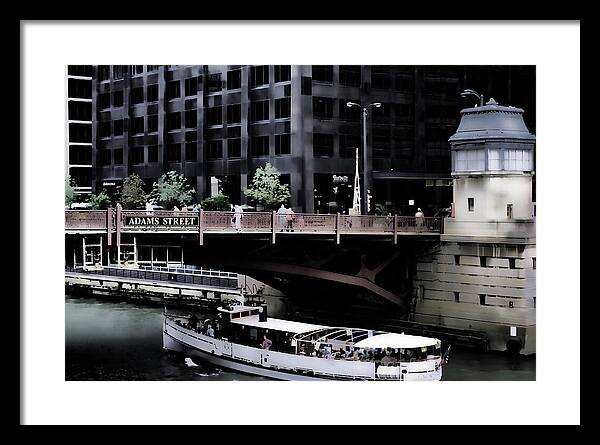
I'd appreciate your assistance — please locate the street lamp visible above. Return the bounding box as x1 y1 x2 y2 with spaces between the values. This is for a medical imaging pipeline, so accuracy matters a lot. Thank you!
460 89 484 107
346 101 381 214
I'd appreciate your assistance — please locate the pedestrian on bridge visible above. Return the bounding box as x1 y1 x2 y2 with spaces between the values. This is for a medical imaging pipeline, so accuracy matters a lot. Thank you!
286 207 295 232
277 204 287 231
415 207 424 231
233 205 243 232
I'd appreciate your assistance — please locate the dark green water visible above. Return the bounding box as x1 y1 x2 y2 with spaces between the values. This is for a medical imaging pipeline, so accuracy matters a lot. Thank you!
65 295 535 381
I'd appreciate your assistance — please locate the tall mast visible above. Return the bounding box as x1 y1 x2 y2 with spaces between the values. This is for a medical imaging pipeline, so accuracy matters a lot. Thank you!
352 147 361 215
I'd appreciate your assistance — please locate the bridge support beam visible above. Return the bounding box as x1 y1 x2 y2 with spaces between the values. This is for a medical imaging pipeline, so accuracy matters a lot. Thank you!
393 215 398 245
199 210 204 246
271 211 276 244
335 213 340 245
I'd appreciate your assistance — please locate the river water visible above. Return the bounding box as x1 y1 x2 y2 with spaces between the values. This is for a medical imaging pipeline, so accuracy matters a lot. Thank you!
65 294 535 381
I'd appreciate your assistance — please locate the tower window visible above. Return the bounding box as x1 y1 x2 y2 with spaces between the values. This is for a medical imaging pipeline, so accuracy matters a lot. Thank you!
454 292 459 303
480 256 487 267
507 203 513 219
479 294 486 305
509 258 516 269
454 255 460 265
468 198 474 212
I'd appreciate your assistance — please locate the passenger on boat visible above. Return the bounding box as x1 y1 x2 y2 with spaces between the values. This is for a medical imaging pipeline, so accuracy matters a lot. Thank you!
188 314 198 330
206 325 215 337
261 335 272 350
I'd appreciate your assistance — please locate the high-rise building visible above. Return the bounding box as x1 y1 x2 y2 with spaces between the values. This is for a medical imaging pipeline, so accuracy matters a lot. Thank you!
72 65 535 213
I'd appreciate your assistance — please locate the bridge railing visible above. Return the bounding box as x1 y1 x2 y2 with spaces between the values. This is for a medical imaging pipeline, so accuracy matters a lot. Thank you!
339 215 394 233
204 211 273 232
276 213 336 232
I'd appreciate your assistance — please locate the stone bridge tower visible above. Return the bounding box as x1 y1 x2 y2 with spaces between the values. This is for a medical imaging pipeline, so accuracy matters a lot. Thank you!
412 99 536 354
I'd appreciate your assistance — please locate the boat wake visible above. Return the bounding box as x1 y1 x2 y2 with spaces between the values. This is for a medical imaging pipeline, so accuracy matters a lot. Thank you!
184 357 198 367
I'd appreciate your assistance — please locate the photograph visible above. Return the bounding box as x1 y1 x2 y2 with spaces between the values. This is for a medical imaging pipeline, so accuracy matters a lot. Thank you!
64 64 537 382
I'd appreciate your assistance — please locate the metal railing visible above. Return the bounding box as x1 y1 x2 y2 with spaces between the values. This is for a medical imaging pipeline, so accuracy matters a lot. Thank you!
65 265 238 289
65 209 443 244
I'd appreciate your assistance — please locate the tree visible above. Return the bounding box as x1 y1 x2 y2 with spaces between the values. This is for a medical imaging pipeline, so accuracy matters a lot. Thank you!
87 190 112 210
244 163 291 210
65 176 76 207
121 174 148 209
201 194 232 211
149 171 195 209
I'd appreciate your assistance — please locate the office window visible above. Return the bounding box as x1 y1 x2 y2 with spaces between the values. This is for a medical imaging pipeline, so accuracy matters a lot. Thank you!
207 73 222 93
207 140 223 159
274 65 291 83
68 101 92 121
228 138 241 158
166 112 181 131
166 143 181 162
275 134 291 155
112 91 123 108
131 146 145 164
147 115 158 133
147 84 159 102
69 123 91 143
185 77 199 97
339 100 361 121
395 104 412 120
130 87 144 104
251 136 269 157
131 116 144 135
312 65 333 83
395 77 414 91
468 198 474 212
97 65 110 81
146 65 160 72
148 145 158 163
275 98 290 119
339 65 361 87
339 134 360 158
166 80 180 99
251 100 269 122
206 107 222 126
313 133 334 157
227 69 241 90
97 93 110 110
114 148 123 164
227 104 241 124
113 119 124 136
112 66 126 80
313 97 334 120
98 121 111 138
185 110 197 128
185 141 197 161
371 71 391 90
250 65 269 87
130 65 143 76
98 149 111 166
372 103 390 124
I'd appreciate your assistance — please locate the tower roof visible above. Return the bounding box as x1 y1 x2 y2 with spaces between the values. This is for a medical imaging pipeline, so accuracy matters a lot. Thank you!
449 99 535 144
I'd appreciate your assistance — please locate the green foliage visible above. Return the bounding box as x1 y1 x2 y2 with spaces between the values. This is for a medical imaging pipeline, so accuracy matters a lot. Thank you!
121 174 148 209
201 194 231 211
244 163 291 210
149 171 195 209
65 176 76 206
87 190 112 210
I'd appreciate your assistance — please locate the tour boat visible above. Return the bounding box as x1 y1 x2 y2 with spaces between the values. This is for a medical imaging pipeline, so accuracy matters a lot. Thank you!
163 302 446 381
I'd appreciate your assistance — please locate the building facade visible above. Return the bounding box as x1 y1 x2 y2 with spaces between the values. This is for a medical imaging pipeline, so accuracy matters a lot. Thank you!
70 65 535 213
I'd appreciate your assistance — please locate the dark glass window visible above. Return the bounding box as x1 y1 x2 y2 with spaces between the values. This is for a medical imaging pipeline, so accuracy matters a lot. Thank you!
275 98 290 119
185 110 197 128
339 100 361 121
251 100 269 122
372 103 390 124
68 65 93 77
98 121 111 138
251 136 269 157
113 90 123 107
131 116 144 134
313 133 333 157
312 65 333 83
228 138 241 158
68 101 92 121
166 143 181 162
69 145 92 164
112 66 126 80
68 78 92 99
207 140 223 159
148 145 158 163
131 146 145 164
147 115 158 133
227 69 241 89
275 134 291 155
69 123 92 143
339 66 361 87
166 80 180 99
185 77 199 97
185 141 197 161
97 66 110 81
166 112 181 131
339 134 360 158
113 119 124 136
146 65 160 72
371 71 391 90
250 65 269 87
98 149 111 166
206 107 222 126
274 65 291 83
130 65 144 76
114 148 124 164
207 73 222 93
97 93 110 110
395 77 414 91
313 97 334 120
130 87 144 104
227 104 241 124
147 84 159 102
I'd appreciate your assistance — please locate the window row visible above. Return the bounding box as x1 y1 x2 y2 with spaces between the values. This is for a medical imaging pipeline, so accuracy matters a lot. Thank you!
454 149 534 172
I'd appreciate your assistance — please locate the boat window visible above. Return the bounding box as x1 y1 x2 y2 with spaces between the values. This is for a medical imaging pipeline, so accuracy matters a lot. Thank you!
240 311 250 318
250 328 258 341
231 313 241 319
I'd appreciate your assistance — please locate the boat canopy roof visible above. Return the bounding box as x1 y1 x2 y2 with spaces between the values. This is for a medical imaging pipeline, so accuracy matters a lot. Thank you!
230 315 326 335
353 333 439 349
